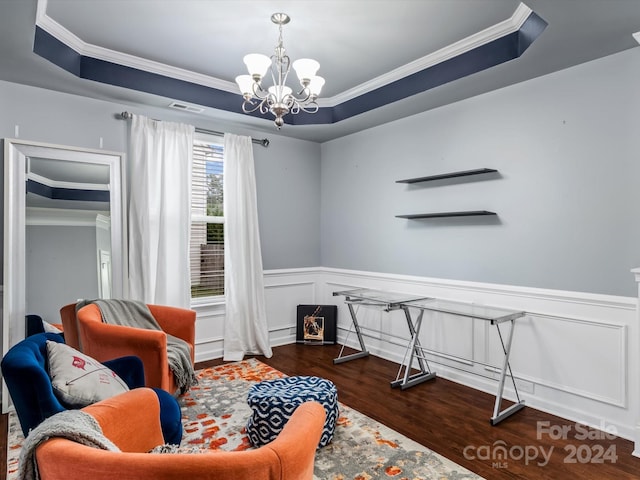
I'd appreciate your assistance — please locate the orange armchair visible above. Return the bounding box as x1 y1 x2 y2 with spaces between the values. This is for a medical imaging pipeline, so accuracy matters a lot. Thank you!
35 388 325 480
75 303 196 395
59 303 80 350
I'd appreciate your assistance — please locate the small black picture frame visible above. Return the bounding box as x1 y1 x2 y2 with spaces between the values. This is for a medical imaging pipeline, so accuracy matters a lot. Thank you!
296 304 337 345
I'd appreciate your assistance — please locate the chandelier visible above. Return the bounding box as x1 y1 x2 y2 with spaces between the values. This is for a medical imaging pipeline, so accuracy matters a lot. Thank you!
235 13 325 129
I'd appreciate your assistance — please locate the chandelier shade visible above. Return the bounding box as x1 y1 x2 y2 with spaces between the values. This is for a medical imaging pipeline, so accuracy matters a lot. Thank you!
243 54 272 80
292 59 320 83
308 76 326 96
235 13 324 129
235 75 254 97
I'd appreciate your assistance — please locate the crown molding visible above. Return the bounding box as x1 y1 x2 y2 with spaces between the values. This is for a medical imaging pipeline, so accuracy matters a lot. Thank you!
27 172 109 191
26 206 109 227
325 2 533 107
35 0 238 94
35 0 533 107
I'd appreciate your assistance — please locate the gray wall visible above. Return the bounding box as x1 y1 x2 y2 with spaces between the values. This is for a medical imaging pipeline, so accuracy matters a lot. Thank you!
3 46 640 302
0 80 322 317
253 131 321 269
26 225 98 323
321 48 640 297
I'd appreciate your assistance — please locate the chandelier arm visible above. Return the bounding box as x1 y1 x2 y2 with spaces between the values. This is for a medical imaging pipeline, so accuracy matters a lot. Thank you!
259 98 273 115
268 54 293 98
284 94 297 109
279 55 292 91
251 82 270 101
267 62 279 98
242 99 266 114
298 103 320 114
292 87 312 103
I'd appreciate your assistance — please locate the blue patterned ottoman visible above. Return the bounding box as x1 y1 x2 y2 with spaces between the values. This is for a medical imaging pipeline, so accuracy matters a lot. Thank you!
246 376 338 448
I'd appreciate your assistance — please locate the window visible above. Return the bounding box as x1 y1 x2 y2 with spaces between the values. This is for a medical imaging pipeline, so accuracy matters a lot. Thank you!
190 138 224 299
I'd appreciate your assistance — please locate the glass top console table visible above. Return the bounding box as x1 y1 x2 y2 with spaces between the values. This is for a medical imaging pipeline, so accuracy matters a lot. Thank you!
333 288 526 425
331 287 431 369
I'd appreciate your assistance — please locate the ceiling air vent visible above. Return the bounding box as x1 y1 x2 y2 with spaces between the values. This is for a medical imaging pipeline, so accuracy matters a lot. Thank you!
168 102 204 114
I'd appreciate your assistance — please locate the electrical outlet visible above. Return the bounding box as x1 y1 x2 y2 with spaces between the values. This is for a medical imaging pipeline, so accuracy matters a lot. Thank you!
514 378 535 394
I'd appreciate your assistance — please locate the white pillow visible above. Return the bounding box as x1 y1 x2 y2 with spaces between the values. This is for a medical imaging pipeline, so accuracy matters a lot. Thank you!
46 340 129 408
42 320 63 334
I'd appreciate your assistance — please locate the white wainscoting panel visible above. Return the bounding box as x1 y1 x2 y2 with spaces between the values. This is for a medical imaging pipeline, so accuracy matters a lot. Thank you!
317 268 637 442
191 300 225 362
192 268 322 362
504 314 627 407
191 267 638 443
418 310 476 365
264 269 320 347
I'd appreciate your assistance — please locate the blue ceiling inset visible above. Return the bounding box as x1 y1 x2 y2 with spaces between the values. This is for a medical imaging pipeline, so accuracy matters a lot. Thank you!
27 178 110 203
33 10 547 127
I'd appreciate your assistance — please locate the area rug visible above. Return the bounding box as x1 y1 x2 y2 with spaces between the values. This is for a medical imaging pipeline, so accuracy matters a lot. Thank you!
6 358 483 480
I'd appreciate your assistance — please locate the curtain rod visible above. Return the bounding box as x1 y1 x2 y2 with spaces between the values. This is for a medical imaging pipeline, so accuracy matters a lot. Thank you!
117 111 270 148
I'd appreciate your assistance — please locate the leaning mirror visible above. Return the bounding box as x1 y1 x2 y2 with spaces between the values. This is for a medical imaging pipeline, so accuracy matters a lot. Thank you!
2 139 125 412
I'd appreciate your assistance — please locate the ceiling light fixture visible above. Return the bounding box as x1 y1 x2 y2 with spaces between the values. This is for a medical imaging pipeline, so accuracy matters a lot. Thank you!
235 13 325 129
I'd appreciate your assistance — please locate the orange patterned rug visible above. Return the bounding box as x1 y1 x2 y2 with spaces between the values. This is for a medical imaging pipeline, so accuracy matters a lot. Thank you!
7 358 483 479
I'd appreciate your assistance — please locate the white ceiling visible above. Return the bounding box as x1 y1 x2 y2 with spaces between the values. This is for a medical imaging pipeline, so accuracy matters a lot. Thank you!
1 0 640 143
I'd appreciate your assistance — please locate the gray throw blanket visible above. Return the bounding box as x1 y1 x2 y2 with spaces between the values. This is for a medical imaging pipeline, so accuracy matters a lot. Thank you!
18 410 119 480
87 299 197 395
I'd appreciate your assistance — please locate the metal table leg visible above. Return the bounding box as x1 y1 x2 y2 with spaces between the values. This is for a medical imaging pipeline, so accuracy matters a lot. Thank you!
391 307 436 389
491 319 525 425
333 302 370 364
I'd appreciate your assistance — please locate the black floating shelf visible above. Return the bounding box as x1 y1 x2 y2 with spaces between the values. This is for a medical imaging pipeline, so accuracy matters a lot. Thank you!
396 210 497 219
396 168 497 184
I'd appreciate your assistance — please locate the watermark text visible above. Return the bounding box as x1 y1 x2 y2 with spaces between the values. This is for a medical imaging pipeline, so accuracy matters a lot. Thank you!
463 420 618 469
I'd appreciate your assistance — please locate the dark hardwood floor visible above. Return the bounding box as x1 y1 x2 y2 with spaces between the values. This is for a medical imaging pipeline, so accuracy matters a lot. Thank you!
240 344 640 479
3 343 640 479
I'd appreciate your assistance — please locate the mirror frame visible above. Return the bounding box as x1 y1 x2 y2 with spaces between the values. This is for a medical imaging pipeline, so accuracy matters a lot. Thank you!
2 138 126 412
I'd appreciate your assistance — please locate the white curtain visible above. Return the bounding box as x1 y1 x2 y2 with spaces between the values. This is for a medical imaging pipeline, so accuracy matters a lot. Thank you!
128 114 194 307
223 133 273 361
